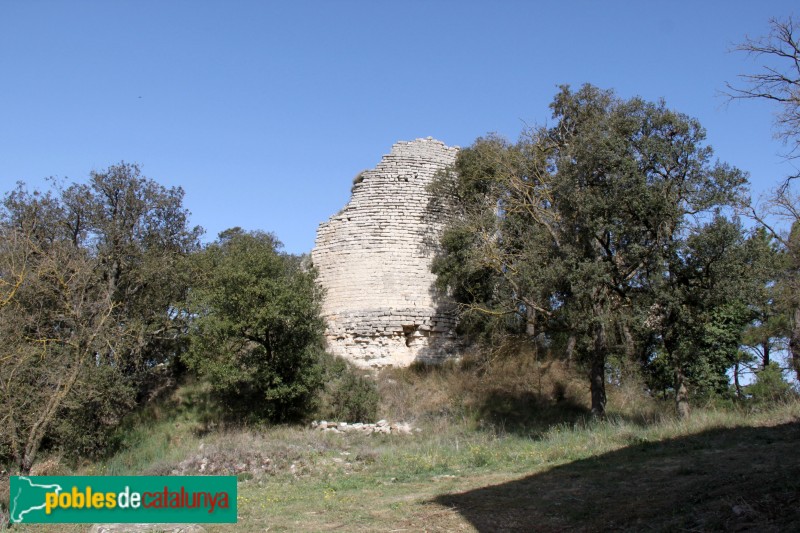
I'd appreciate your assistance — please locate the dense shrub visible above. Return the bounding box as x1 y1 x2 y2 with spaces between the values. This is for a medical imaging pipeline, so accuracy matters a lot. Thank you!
747 363 795 404
315 354 379 422
183 229 326 423
49 366 137 460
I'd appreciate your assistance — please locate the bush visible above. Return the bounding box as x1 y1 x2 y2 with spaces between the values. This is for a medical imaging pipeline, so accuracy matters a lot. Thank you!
747 363 795 404
315 354 379 422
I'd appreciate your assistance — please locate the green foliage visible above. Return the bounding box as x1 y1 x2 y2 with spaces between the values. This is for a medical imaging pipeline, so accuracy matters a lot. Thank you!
431 84 748 417
430 133 564 347
746 363 795 404
739 228 787 369
695 303 752 395
49 365 138 460
730 17 800 382
183 229 326 423
646 216 756 414
27 378 800 532
315 354 379 422
0 163 201 473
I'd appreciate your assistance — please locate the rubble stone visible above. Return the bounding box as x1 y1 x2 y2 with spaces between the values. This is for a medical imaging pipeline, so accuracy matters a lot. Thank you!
311 420 418 435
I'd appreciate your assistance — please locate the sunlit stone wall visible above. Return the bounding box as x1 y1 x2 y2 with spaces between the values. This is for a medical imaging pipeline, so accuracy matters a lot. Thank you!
311 138 459 367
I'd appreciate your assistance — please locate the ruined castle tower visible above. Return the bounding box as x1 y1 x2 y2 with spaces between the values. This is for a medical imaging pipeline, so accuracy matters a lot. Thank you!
311 138 459 367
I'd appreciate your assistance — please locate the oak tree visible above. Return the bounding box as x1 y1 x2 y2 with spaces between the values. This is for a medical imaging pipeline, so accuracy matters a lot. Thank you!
182 229 326 422
433 85 747 417
0 163 202 471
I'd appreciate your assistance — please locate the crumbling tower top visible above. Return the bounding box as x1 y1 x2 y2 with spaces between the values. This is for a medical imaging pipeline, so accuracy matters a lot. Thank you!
311 138 459 367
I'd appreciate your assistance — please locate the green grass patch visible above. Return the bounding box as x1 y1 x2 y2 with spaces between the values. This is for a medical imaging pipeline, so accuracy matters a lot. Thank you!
8 371 800 532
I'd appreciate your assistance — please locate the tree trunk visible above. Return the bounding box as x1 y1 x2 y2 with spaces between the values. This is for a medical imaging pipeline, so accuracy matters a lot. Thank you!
565 334 576 368
525 306 536 337
17 341 89 476
790 306 800 381
20 455 33 476
733 361 742 399
762 340 770 368
675 368 690 419
622 322 636 359
590 320 608 418
590 356 607 419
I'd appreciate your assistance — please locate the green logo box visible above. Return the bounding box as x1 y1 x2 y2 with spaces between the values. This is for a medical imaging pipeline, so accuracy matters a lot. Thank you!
9 476 237 524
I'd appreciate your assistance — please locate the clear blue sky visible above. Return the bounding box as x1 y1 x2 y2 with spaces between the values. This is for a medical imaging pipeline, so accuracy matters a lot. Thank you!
1 1 797 254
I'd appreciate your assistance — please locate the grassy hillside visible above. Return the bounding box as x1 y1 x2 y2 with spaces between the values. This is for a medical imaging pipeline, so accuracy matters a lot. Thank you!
6 358 800 532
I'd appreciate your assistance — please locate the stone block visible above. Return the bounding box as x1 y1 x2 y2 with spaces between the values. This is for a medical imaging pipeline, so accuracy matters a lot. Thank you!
311 138 460 368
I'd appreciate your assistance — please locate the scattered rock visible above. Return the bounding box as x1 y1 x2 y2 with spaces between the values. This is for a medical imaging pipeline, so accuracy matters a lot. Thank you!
311 420 418 435
394 422 413 435
168 448 273 477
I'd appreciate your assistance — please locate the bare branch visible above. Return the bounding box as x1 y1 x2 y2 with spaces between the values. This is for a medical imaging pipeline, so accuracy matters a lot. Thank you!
727 16 800 156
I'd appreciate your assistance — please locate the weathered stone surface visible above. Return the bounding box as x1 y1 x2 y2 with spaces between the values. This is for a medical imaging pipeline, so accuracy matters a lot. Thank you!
312 138 460 367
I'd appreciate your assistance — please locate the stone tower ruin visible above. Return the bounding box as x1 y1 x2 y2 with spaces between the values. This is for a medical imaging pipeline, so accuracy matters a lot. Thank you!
311 137 459 367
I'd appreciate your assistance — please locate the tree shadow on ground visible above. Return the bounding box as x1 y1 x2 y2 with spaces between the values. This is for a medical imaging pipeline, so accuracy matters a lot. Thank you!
475 389 591 437
433 420 800 532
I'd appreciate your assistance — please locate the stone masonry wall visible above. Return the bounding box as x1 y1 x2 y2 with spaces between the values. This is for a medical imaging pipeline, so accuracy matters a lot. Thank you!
311 138 459 367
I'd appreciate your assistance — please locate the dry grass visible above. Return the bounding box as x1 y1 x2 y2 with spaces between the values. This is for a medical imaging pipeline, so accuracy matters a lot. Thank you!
377 344 625 436
6 352 800 532
434 405 800 532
